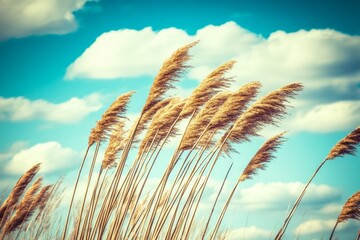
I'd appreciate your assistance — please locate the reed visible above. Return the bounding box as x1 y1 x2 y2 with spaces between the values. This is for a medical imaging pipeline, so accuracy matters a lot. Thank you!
329 190 360 240
3 41 360 240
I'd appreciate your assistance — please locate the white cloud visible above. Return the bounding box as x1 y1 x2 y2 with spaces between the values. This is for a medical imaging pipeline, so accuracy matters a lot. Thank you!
65 22 263 80
5 142 80 174
290 100 360 132
295 218 359 237
65 27 192 79
295 219 335 235
0 93 102 123
66 22 360 89
0 141 28 162
319 203 342 215
0 0 94 40
65 22 360 133
228 226 271 240
236 182 341 211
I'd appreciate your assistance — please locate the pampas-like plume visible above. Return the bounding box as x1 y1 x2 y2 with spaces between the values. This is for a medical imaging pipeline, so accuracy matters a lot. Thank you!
223 83 303 146
140 98 186 152
0 163 40 224
197 82 262 152
134 98 173 141
329 191 360 240
239 132 286 182
180 60 235 118
180 92 231 151
142 41 198 114
326 126 360 160
2 177 42 235
88 91 135 146
208 81 261 132
102 121 127 169
275 125 360 240
338 191 360 223
209 133 286 240
33 185 53 212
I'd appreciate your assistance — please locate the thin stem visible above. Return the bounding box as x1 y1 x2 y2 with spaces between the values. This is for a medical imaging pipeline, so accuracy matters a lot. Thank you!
329 220 339 240
202 163 233 240
275 159 328 240
62 144 92 240
74 141 100 240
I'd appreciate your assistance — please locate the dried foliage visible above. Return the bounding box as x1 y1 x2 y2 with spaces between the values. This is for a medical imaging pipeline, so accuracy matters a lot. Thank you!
3 41 360 240
88 91 135 146
338 191 360 223
326 127 360 160
180 60 235 118
239 132 286 182
143 41 198 114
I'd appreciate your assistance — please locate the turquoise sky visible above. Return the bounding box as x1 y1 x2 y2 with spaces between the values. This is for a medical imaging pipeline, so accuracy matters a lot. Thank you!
0 0 359 239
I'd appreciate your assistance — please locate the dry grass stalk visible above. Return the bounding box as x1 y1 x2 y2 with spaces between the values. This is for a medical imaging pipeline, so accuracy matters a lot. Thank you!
88 91 135 146
0 163 40 227
338 191 360 223
134 98 172 140
329 191 360 240
180 91 231 151
223 83 303 147
102 121 127 169
1 177 42 236
180 60 235 118
326 126 360 160
197 81 262 151
208 81 261 133
142 41 198 114
275 125 360 240
210 133 286 240
239 132 286 182
140 98 186 152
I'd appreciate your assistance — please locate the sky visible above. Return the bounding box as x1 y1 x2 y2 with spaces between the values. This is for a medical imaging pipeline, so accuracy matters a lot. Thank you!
0 0 360 239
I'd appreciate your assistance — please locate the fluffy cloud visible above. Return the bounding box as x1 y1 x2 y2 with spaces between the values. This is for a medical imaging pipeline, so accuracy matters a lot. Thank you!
294 218 358 236
5 141 80 174
0 0 93 40
0 141 28 162
290 100 360 132
66 21 360 89
65 22 261 80
228 226 271 240
65 22 360 133
66 27 192 79
235 182 341 211
0 93 102 123
295 219 335 235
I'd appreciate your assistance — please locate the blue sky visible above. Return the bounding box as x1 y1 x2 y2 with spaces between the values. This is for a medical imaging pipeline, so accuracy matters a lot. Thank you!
0 0 360 239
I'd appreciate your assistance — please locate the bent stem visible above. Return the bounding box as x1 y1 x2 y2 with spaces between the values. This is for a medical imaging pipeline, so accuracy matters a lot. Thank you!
329 220 339 240
275 158 327 240
62 144 92 240
74 141 100 240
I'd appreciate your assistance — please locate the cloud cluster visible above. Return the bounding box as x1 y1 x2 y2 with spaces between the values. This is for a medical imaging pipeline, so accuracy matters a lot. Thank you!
0 0 92 40
0 93 102 123
236 182 341 211
65 22 360 133
5 141 80 174
228 226 271 240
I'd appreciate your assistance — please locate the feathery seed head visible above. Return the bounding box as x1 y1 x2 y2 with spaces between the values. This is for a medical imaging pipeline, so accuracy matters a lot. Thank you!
180 91 231 150
143 41 198 114
223 83 303 146
326 126 360 160
88 91 135 146
239 132 286 182
338 191 360 223
180 60 235 118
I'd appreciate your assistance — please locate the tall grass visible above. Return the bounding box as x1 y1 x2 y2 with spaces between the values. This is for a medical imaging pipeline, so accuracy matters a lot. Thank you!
0 42 359 240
